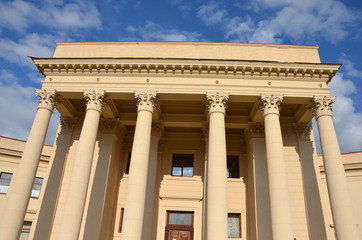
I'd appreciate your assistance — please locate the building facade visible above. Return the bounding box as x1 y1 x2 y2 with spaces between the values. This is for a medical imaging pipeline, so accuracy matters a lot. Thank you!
0 42 360 240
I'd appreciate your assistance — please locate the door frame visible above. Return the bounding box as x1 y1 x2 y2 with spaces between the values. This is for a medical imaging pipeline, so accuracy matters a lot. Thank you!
164 211 194 240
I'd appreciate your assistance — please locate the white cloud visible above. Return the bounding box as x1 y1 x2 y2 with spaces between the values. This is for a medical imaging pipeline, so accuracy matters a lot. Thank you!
0 69 59 145
339 54 362 78
125 21 204 41
200 0 358 44
197 3 228 25
0 33 56 67
0 0 101 33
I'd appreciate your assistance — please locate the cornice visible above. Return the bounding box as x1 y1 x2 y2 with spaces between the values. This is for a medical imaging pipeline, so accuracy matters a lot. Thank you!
32 58 340 82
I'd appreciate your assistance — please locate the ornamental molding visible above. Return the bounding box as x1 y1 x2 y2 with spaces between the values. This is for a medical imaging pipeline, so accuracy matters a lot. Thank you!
246 124 265 139
151 120 164 138
33 58 340 82
135 91 158 113
313 95 335 119
60 117 77 133
294 122 312 141
36 89 59 112
260 94 283 116
206 92 229 114
101 118 126 136
84 90 107 112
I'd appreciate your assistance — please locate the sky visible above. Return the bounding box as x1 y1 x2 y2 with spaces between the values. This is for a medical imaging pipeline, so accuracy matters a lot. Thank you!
0 0 362 154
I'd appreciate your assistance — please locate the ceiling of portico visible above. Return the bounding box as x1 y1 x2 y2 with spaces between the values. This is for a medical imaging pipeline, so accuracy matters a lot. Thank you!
60 92 311 134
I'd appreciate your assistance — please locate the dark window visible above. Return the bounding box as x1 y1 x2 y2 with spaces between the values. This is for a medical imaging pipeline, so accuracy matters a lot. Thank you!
228 213 241 238
227 155 240 178
0 172 12 194
125 152 131 174
31 177 43 198
118 208 124 232
172 154 194 177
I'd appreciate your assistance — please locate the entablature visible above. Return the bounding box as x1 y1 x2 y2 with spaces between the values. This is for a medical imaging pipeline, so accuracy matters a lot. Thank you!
32 57 340 83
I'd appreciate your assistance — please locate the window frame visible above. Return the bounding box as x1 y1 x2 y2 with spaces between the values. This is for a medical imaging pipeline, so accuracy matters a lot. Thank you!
0 172 13 194
171 153 194 177
228 213 242 238
30 177 43 199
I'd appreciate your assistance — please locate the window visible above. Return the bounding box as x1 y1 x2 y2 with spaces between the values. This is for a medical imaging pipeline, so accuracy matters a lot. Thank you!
227 155 240 178
19 221 32 240
228 213 241 238
118 208 124 232
30 177 43 198
168 212 193 225
125 152 131 174
0 172 12 194
172 154 194 177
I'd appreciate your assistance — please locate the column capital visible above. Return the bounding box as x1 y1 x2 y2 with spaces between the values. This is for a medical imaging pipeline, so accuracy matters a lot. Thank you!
135 91 158 113
101 118 127 137
36 89 58 112
60 117 77 134
260 94 283 116
294 122 312 141
84 90 107 112
151 120 164 138
206 92 229 114
246 123 265 139
312 95 335 119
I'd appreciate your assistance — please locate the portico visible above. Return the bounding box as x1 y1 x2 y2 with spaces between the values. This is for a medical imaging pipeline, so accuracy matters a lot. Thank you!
0 41 358 240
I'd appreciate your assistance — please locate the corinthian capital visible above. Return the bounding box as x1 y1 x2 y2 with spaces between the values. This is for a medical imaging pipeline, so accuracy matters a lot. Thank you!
294 122 312 141
36 89 58 112
84 90 107 112
152 120 164 138
206 92 229 114
260 94 283 116
135 91 157 113
313 95 335 119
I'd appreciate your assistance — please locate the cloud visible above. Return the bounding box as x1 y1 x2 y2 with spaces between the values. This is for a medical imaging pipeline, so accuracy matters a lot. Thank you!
339 54 362 78
0 69 59 145
0 33 56 67
197 0 359 44
125 21 204 41
0 0 101 33
197 3 228 25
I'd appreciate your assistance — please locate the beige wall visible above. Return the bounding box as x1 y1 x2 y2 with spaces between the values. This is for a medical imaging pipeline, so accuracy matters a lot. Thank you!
0 136 52 234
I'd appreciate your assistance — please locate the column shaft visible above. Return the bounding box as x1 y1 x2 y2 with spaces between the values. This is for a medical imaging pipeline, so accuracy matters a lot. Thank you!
314 95 359 239
58 90 105 240
261 94 294 240
122 92 157 240
206 93 229 240
0 90 56 240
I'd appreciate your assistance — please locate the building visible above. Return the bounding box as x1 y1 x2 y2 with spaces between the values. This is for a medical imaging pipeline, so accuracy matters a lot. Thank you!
0 41 361 240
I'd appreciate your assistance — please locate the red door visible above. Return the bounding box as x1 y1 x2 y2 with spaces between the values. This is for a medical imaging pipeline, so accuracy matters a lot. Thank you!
168 230 191 240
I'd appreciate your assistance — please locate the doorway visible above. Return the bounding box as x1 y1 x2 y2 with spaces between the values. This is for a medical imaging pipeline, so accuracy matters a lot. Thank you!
165 211 194 240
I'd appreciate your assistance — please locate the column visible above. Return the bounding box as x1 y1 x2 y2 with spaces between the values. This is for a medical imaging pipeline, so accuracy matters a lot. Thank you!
202 121 209 239
0 89 57 240
142 120 164 240
294 123 327 240
313 96 359 239
206 92 229 240
83 119 127 239
260 94 294 240
58 90 106 240
246 124 272 239
33 117 77 240
122 91 157 240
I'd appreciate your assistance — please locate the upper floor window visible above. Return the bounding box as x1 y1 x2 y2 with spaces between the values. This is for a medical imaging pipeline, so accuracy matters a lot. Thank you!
172 154 194 177
227 155 240 178
0 172 12 194
31 177 43 198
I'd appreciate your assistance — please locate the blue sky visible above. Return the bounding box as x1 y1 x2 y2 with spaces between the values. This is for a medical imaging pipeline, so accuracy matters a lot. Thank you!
0 0 362 153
